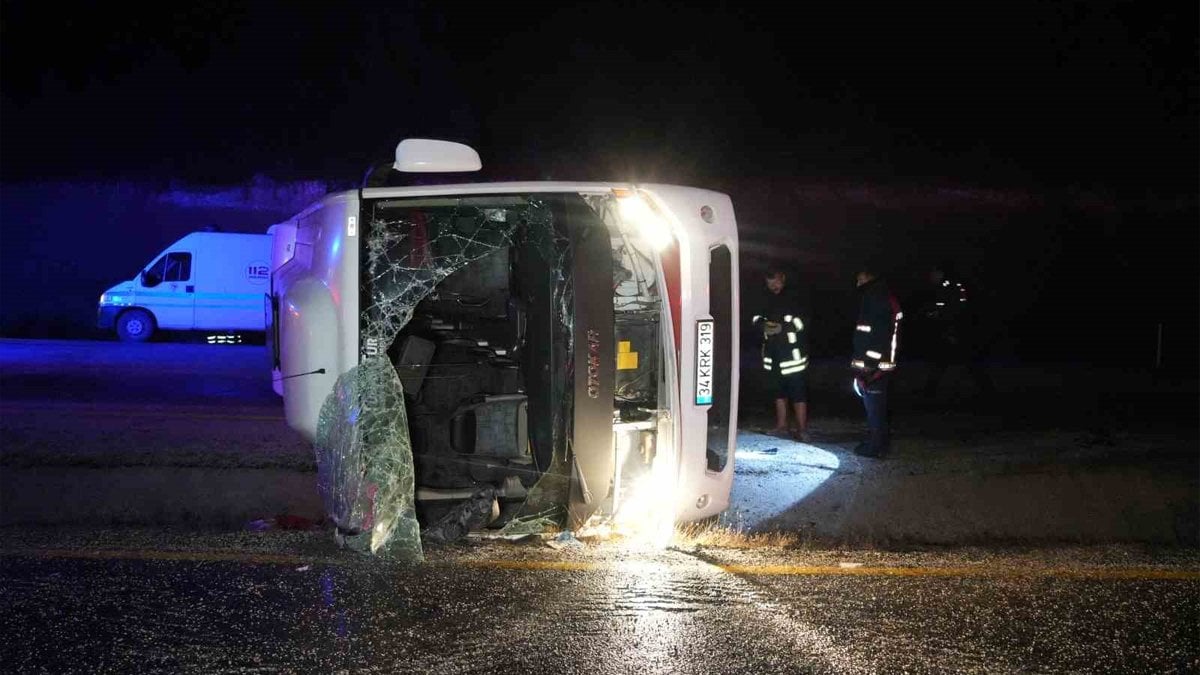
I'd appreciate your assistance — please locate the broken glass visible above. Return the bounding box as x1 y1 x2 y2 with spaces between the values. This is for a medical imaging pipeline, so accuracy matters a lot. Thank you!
307 187 686 555
315 357 422 558
313 194 590 557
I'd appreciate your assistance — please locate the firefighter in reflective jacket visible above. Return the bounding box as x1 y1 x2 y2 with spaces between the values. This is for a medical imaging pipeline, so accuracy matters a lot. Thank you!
919 262 996 399
851 263 902 458
752 269 809 439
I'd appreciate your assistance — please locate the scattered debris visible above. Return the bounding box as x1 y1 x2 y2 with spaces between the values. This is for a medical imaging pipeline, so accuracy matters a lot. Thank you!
245 514 322 532
546 530 584 550
575 520 610 540
469 532 543 544
495 511 560 538
421 487 497 545
295 565 311 572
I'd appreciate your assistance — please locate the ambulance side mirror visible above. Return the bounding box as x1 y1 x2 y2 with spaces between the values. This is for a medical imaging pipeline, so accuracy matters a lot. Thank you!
140 270 162 288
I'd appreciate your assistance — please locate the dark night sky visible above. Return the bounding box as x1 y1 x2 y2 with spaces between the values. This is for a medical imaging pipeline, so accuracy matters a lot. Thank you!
2 1 1196 192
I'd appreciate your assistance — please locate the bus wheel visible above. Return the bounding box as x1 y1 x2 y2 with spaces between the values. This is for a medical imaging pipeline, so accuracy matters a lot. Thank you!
117 309 155 342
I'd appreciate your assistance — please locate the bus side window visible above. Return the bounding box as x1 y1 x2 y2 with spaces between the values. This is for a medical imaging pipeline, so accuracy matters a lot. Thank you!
707 244 732 472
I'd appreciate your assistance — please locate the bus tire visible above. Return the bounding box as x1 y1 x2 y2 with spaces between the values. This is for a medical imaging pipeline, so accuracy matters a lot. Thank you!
116 309 156 342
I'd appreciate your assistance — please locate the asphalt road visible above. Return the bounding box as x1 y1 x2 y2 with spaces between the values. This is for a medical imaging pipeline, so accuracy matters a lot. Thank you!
0 339 310 470
1 340 1198 672
1 530 1197 674
0 338 278 406
0 339 320 526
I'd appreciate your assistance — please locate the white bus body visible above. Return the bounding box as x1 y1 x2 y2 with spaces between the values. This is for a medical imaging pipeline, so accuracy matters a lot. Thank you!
266 222 298 395
273 142 739 535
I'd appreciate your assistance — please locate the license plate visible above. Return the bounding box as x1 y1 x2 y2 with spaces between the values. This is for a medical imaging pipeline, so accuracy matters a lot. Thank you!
695 319 714 405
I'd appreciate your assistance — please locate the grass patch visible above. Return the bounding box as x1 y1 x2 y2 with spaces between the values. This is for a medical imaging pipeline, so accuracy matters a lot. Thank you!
673 522 807 549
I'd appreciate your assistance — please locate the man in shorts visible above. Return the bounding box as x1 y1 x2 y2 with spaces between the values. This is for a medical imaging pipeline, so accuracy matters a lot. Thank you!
752 268 810 440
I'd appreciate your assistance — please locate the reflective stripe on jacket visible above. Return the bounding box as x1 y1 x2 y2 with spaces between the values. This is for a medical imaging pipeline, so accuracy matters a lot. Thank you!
851 278 901 372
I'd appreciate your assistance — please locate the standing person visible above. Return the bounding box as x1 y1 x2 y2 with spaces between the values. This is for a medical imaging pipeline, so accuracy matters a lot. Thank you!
851 262 902 458
752 268 810 440
919 261 996 400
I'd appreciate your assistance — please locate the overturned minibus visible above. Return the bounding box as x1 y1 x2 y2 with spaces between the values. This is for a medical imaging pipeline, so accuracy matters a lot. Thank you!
271 140 738 557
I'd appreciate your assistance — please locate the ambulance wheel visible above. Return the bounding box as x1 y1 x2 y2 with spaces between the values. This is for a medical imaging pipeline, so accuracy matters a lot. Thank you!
116 309 155 342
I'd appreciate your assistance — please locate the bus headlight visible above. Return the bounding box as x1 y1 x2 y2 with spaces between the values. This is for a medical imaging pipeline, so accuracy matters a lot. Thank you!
617 192 675 251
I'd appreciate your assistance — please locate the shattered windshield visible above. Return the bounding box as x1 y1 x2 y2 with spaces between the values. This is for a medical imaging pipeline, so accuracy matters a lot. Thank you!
315 194 575 558
312 191 669 558
307 189 676 557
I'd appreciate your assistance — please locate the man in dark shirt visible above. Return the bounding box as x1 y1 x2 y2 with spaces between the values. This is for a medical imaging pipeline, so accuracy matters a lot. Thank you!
851 263 902 458
752 268 810 439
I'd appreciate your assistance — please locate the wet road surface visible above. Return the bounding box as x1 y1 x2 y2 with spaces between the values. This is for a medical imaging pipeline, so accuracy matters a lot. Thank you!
0 339 278 407
0 339 310 470
2 530 1197 674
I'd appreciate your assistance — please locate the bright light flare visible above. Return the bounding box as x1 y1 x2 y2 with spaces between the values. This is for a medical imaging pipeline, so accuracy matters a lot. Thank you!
617 193 675 251
608 428 678 549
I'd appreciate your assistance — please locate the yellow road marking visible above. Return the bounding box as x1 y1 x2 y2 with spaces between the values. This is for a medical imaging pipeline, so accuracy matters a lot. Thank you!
4 549 1197 580
716 564 1200 581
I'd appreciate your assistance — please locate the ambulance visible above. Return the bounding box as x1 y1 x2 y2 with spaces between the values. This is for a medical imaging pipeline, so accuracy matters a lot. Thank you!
98 231 272 342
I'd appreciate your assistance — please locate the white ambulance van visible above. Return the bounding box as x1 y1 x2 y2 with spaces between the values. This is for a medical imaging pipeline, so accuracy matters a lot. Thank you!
274 139 739 542
97 231 272 342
